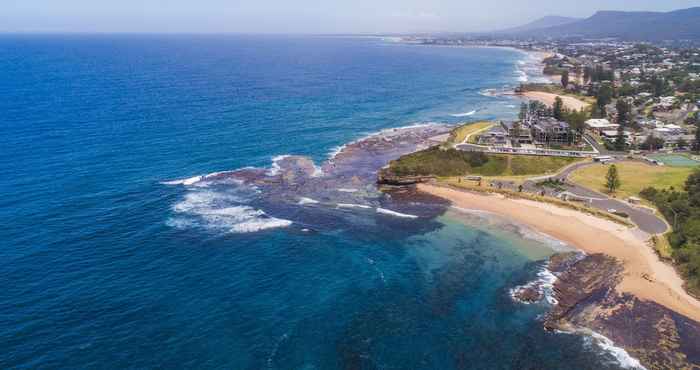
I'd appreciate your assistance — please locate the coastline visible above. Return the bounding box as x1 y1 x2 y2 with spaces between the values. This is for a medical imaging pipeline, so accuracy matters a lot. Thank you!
417 183 700 323
518 91 590 111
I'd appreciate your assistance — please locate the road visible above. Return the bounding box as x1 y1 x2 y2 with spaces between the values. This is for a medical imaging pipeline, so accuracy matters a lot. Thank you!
482 159 668 235
538 160 669 234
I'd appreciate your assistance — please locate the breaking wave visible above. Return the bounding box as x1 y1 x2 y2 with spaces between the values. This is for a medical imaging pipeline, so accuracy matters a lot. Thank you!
555 328 647 370
509 262 558 305
298 197 320 205
337 203 372 209
169 189 291 234
268 155 292 176
450 110 477 118
376 208 418 219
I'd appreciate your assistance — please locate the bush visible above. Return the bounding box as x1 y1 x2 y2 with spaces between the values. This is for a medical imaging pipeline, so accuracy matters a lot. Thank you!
641 170 700 296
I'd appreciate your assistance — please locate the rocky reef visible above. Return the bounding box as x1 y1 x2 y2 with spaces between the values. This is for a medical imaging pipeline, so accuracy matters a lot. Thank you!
539 253 700 370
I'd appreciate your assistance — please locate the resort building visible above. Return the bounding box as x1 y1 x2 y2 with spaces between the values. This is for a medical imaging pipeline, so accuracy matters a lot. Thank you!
531 118 577 146
501 121 533 145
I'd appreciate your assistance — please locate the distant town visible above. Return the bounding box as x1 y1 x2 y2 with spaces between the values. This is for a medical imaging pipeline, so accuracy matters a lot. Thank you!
405 37 700 159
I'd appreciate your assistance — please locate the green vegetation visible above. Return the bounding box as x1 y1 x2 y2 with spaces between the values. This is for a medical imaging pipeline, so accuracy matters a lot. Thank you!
605 164 621 193
446 121 494 145
641 170 700 295
387 147 580 177
570 161 693 200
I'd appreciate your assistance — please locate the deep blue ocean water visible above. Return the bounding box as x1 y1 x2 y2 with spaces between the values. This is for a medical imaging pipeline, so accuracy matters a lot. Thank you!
1 35 630 369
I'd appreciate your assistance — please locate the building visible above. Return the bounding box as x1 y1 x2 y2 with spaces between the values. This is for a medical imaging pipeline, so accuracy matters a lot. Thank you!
601 130 632 144
531 117 576 146
477 125 508 146
501 121 533 145
585 118 619 135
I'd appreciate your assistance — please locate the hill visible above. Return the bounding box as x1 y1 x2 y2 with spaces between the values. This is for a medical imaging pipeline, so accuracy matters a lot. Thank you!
494 16 580 34
502 7 700 41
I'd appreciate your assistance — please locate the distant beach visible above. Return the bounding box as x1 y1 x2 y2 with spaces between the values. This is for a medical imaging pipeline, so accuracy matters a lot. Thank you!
519 90 591 111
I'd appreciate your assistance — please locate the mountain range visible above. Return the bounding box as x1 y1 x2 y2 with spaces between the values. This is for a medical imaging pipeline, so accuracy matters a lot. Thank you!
494 7 700 41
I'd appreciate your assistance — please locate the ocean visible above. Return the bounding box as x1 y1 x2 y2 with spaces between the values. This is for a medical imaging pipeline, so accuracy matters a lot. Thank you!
0 35 635 369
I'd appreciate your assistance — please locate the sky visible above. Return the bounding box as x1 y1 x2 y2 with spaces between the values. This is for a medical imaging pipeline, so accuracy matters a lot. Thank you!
2 0 698 34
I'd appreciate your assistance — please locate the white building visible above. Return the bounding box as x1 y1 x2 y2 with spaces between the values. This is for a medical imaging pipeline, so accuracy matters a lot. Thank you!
585 119 619 135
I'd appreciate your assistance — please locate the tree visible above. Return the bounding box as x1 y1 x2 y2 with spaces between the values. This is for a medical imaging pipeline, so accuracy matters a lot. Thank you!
596 83 613 116
553 97 564 121
606 165 621 193
616 99 631 126
677 137 688 150
642 134 665 151
518 102 528 121
583 67 592 84
561 70 570 89
614 125 627 151
651 76 667 97
694 127 700 153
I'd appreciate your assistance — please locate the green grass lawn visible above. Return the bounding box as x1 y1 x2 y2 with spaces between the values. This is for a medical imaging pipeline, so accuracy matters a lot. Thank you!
446 121 494 145
569 161 694 200
388 147 581 177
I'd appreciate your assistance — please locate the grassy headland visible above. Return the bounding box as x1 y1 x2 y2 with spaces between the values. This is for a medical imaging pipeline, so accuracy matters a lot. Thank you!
445 121 494 146
387 146 580 178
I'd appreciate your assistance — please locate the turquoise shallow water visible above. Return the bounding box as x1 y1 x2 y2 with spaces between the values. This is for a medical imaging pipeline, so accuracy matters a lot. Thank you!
1 35 631 369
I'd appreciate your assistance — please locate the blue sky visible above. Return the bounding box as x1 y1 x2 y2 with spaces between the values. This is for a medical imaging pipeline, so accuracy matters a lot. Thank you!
2 0 698 33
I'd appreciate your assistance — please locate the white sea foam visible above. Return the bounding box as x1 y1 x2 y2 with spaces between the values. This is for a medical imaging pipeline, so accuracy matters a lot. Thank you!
267 155 292 176
450 110 477 118
169 189 291 234
558 328 647 370
585 331 647 370
510 263 558 305
517 69 529 82
311 164 325 178
298 197 320 205
337 203 372 209
337 188 359 193
162 170 242 187
162 175 205 186
376 208 418 219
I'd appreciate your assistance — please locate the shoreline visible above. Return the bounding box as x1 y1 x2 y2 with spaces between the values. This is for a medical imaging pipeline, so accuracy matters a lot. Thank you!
417 183 700 323
518 91 590 111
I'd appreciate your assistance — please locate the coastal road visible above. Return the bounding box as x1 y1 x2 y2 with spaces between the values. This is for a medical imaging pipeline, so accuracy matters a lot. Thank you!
547 160 669 235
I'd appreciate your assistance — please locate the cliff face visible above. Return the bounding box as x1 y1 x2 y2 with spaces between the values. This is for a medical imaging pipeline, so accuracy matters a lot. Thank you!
543 253 700 369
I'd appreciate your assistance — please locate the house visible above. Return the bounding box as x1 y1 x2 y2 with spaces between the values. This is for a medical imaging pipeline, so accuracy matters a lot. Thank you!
585 118 619 135
501 121 532 145
655 96 677 111
478 125 508 146
531 118 577 145
601 130 632 144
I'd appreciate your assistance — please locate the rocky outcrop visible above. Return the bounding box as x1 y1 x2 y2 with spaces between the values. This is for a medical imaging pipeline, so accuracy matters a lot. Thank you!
376 168 435 186
543 253 700 369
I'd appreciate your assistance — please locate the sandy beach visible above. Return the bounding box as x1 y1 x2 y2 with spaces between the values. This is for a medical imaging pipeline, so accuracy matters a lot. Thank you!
520 91 590 111
418 183 700 322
